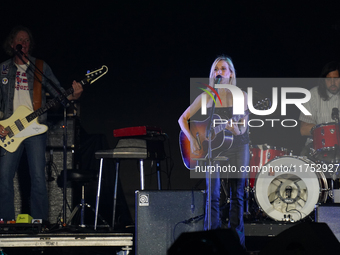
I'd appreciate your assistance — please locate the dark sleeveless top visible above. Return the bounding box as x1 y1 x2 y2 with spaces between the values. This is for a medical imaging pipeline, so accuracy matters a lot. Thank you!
208 107 250 148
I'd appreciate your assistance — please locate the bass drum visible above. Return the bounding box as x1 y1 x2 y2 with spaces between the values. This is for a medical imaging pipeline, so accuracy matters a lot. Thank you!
255 156 328 222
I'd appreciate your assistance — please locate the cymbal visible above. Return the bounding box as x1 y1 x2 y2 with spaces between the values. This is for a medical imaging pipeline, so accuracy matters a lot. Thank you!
238 87 269 102
251 90 267 102
249 90 281 116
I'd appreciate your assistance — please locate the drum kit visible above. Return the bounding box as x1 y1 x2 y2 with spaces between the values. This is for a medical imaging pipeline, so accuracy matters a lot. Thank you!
247 122 340 223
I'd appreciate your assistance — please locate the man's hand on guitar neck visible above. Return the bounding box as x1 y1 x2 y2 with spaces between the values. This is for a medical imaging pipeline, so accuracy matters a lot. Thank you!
67 80 83 101
0 125 9 138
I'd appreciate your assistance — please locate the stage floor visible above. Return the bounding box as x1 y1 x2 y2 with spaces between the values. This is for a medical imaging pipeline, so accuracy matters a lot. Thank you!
0 220 338 255
0 225 133 255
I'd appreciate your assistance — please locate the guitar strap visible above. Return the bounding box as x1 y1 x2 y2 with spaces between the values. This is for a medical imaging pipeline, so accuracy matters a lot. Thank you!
33 59 43 111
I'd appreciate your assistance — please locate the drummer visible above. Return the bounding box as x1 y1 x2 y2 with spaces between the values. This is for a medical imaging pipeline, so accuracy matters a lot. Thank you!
299 61 340 156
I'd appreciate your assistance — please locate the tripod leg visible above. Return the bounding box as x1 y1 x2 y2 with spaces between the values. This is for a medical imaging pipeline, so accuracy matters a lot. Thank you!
67 204 81 225
95 158 104 230
112 159 119 230
80 185 85 227
87 205 109 226
245 178 250 215
156 160 161 190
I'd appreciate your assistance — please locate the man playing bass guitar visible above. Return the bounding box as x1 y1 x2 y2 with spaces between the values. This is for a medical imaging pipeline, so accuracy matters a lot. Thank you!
0 26 83 222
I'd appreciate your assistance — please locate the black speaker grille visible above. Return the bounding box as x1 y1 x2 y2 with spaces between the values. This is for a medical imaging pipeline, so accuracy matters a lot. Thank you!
135 190 205 255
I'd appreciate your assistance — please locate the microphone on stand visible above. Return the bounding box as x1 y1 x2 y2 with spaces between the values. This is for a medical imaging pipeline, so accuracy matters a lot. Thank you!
15 44 24 55
14 44 68 107
332 107 339 121
215 75 222 85
14 44 28 64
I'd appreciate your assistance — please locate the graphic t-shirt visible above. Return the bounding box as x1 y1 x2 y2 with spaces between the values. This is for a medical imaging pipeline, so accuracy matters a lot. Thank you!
13 62 33 111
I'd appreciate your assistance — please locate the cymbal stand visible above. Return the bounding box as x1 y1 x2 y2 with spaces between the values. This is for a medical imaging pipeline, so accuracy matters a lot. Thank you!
331 109 340 203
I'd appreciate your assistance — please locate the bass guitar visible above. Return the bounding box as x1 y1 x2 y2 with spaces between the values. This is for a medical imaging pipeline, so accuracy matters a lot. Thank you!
0 65 108 152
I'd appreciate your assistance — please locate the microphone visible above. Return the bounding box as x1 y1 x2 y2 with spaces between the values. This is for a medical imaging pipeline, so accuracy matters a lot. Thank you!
16 44 22 51
285 186 292 198
215 75 222 85
182 214 204 224
332 108 339 121
15 44 24 56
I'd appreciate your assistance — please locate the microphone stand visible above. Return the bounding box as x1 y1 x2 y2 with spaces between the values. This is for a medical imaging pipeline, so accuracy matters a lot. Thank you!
205 77 221 230
15 49 71 224
62 105 68 226
15 49 69 106
332 109 340 203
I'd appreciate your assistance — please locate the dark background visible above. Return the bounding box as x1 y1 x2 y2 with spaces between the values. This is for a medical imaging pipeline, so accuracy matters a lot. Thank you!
2 1 340 223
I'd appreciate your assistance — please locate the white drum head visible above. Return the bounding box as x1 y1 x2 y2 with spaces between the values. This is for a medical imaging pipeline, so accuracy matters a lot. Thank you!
255 156 328 222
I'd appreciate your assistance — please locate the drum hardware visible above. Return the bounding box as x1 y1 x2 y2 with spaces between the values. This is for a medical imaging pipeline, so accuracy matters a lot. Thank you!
244 179 251 215
219 179 230 226
282 214 295 222
330 109 340 202
328 188 335 200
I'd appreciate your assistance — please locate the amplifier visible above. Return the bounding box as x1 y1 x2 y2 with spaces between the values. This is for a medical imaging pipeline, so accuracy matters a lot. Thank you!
135 190 205 255
47 118 79 148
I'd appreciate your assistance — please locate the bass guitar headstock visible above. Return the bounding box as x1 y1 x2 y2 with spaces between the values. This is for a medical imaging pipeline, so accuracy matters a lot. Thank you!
82 65 108 85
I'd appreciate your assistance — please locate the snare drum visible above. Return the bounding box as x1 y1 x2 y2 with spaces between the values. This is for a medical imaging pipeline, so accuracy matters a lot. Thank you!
249 144 289 188
311 122 340 163
255 156 328 222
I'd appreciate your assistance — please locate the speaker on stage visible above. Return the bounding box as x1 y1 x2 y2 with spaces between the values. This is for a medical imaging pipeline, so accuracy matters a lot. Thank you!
317 204 340 242
168 229 247 255
260 222 340 255
135 190 205 255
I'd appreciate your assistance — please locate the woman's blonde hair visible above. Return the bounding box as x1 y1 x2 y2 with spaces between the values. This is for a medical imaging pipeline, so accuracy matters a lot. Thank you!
209 55 236 87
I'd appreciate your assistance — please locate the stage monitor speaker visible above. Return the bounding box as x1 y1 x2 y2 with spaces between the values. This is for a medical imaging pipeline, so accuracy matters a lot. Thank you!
317 204 340 242
260 222 340 255
168 229 247 255
135 190 205 255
